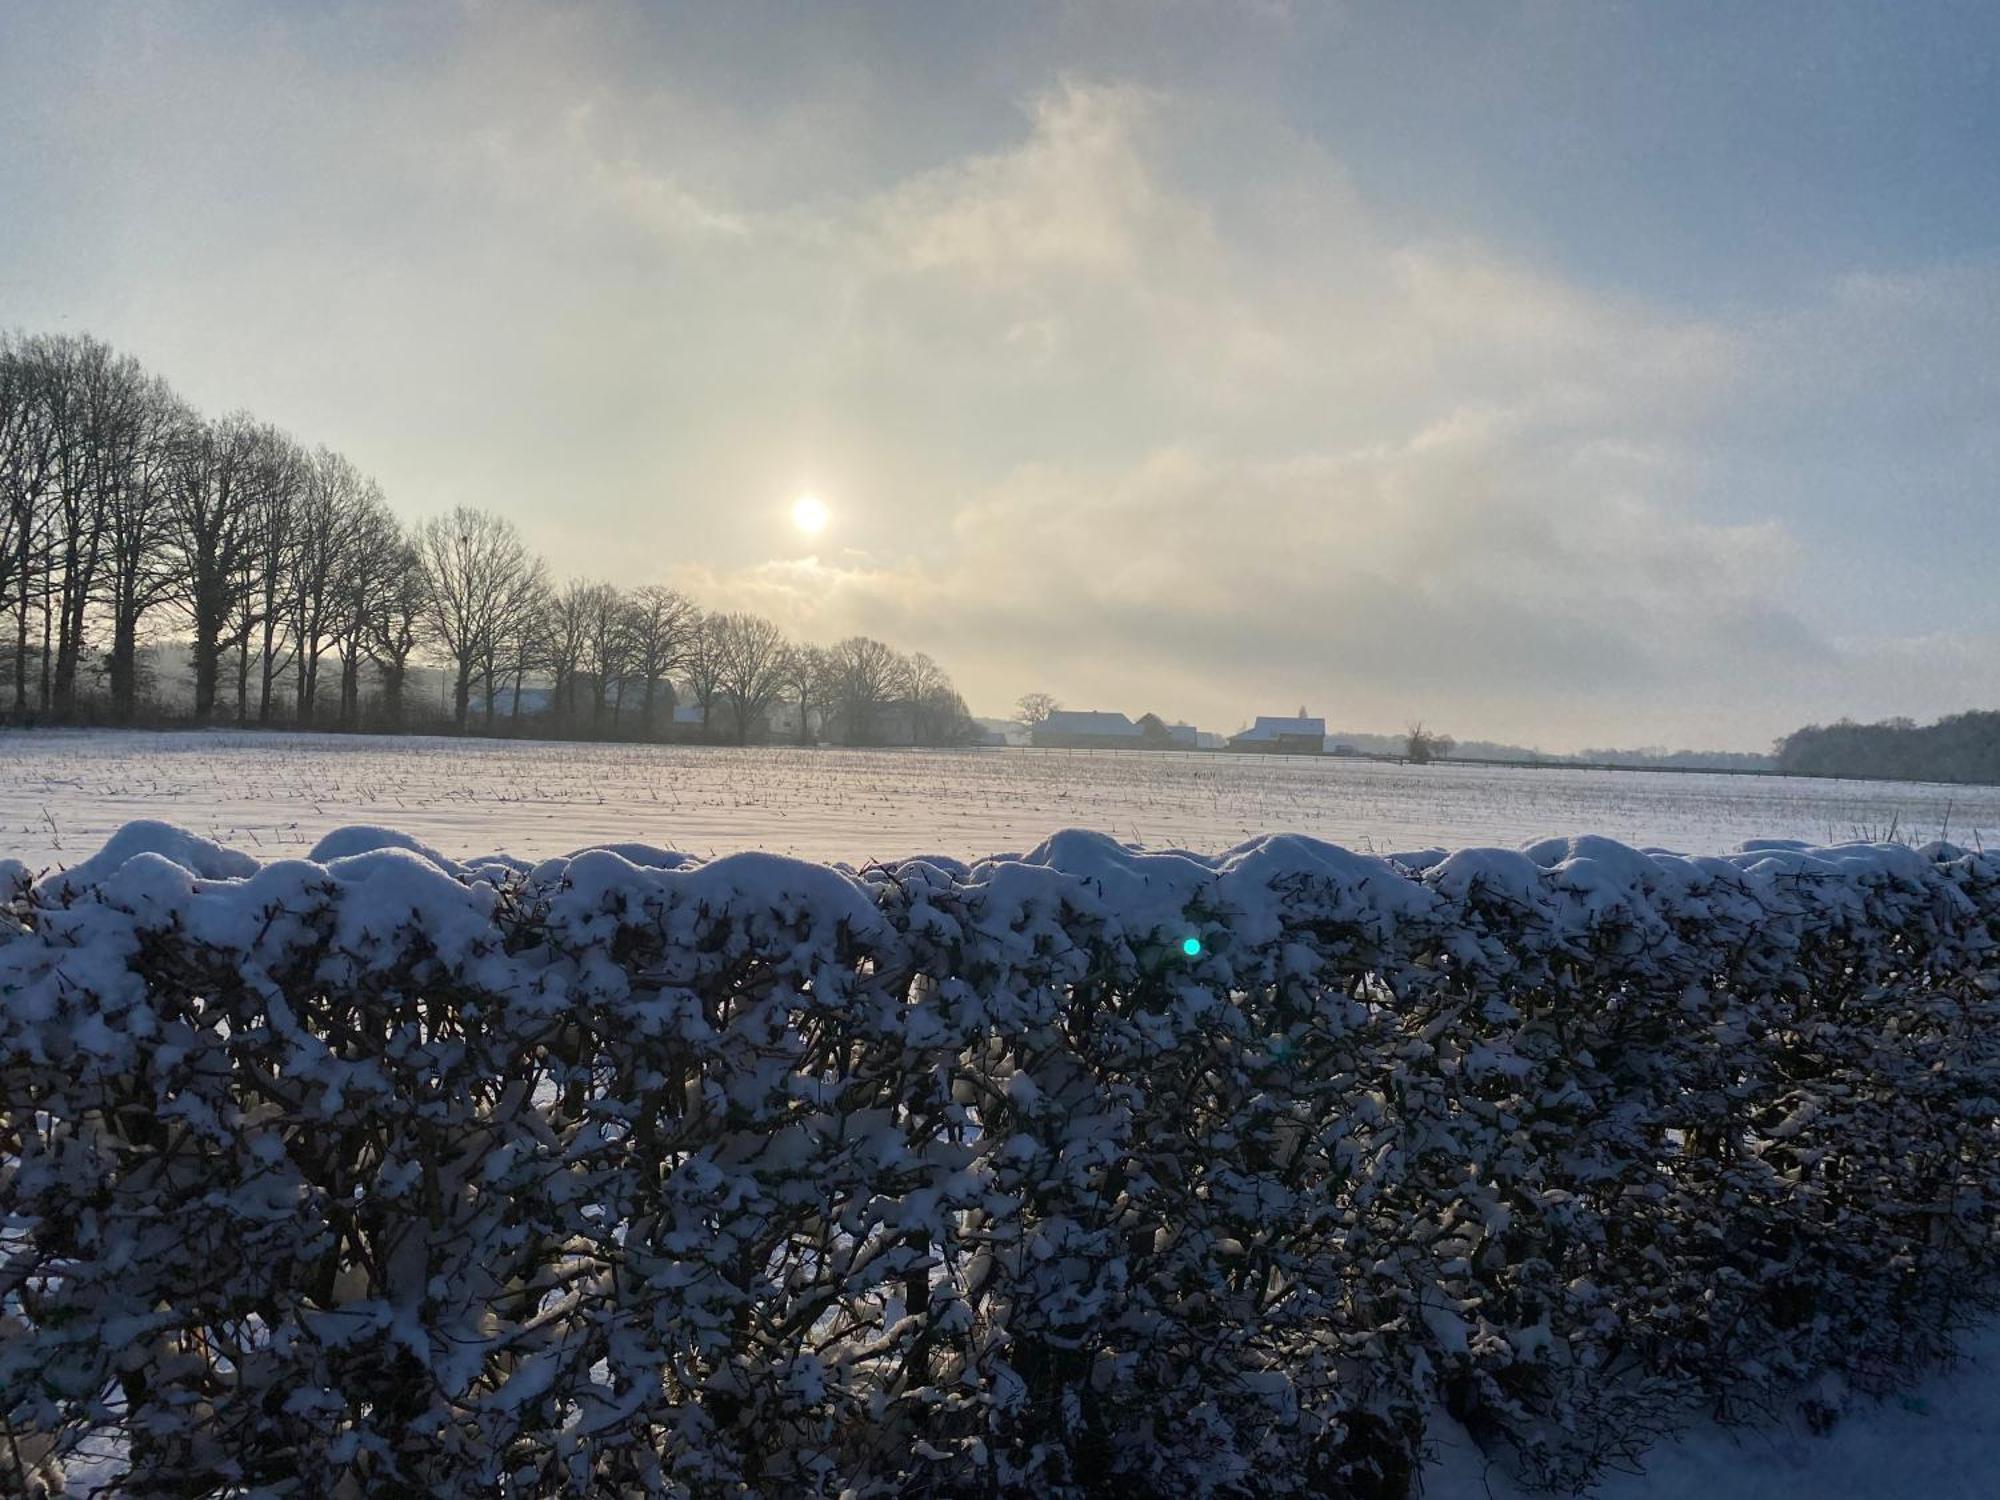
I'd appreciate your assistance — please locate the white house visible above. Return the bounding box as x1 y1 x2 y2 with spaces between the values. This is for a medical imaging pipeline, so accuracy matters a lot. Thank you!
1228 714 1327 755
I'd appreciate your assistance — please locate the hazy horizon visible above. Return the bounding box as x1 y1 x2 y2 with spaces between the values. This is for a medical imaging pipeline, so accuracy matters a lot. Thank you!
5 1 1996 753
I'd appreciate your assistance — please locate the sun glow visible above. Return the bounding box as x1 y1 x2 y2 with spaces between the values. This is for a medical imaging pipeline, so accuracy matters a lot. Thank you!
791 494 830 535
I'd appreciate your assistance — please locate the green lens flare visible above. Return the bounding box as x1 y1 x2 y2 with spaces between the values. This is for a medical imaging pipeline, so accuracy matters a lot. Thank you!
1181 936 1202 957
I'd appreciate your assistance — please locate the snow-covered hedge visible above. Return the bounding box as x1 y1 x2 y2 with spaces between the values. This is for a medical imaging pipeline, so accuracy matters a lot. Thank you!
3 822 1998 1497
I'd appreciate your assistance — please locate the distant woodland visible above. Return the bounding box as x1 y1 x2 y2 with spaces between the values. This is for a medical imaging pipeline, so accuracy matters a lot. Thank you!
1774 711 2000 786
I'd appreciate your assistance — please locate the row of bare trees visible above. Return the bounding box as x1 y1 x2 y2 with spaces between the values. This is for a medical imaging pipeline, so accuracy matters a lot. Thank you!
2 331 435 729
431 533 975 746
1 330 977 745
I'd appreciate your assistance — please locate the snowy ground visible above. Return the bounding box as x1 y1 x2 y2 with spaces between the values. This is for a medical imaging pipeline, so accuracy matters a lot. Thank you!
2 727 1996 870
1428 1318 2000 1499
8 736 2000 1497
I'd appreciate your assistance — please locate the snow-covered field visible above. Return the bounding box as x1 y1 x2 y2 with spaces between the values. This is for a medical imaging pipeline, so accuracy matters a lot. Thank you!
1 727 1996 870
8 741 2000 1497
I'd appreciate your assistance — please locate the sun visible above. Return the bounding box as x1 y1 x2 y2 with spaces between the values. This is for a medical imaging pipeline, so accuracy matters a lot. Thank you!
790 494 830 536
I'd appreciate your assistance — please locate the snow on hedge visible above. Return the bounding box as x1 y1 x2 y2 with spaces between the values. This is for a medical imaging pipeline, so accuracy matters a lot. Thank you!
2 823 1997 1497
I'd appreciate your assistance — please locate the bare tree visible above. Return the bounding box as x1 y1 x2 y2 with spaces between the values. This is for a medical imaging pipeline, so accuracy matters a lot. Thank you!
1015 691 1059 730
328 491 401 729
414 507 535 730
0 335 179 722
681 611 725 737
363 531 426 729
899 652 977 746
542 578 605 731
713 611 788 745
242 429 307 724
582 582 631 732
1404 722 1455 765
165 414 267 720
903 651 944 707
99 374 185 720
903 651 947 744
289 448 371 725
0 334 150 715
481 555 548 731
625 584 698 737
44 337 116 714
497 579 551 730
780 643 835 746
829 635 908 746
1 335 61 714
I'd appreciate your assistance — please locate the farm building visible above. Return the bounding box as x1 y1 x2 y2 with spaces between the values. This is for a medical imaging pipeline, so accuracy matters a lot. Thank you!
1228 714 1327 755
1032 709 1144 749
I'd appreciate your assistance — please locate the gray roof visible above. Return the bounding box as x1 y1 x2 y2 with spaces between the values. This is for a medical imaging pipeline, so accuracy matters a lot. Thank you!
1233 715 1327 741
1041 710 1141 736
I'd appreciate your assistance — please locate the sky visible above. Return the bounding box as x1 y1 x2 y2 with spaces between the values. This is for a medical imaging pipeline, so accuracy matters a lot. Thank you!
3 0 1996 752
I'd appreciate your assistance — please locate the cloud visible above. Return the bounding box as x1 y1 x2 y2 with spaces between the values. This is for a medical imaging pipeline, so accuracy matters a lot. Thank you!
881 80 1177 281
675 428 1833 743
652 77 1865 745
6 8 1996 750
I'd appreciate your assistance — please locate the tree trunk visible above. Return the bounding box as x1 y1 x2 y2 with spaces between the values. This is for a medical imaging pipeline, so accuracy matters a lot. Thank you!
339 646 359 729
108 612 138 721
257 616 278 724
193 617 220 720
53 574 84 715
13 556 29 713
298 641 322 726
39 590 52 710
381 660 405 729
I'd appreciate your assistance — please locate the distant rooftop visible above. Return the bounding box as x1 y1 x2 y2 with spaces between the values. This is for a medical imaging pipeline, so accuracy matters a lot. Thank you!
1233 715 1327 741
1040 710 1141 736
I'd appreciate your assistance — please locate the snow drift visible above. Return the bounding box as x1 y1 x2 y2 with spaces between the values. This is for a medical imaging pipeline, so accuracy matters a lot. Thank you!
2 824 1997 1497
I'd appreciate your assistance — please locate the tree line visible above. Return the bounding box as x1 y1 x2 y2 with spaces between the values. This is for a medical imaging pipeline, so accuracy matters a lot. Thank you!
1775 710 2000 786
1 330 978 746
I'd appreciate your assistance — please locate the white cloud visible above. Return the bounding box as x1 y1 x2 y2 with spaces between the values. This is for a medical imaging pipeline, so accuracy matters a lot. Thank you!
882 80 1177 281
653 76 1862 745
6 8 1996 750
